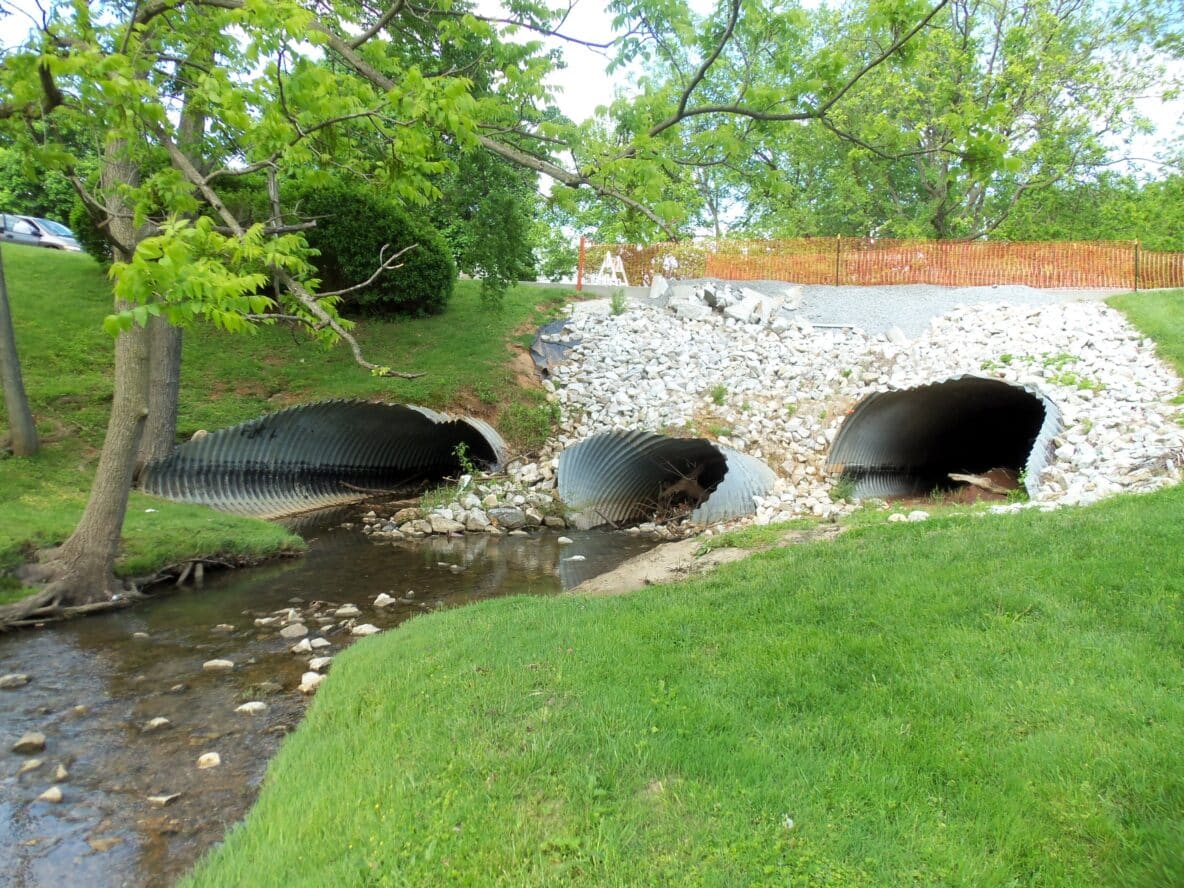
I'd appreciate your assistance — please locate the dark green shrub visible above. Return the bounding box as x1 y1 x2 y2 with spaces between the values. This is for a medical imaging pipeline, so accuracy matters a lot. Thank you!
293 179 455 316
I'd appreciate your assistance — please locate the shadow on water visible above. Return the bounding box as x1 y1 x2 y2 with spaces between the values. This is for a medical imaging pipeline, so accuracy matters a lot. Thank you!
0 527 652 887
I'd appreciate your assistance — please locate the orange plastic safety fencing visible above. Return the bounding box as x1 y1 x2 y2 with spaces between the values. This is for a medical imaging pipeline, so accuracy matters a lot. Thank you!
579 238 1184 290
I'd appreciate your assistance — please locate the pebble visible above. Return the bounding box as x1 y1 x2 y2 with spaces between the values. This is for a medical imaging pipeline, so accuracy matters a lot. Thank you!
12 732 46 754
557 536 574 545
290 638 313 654
373 593 396 607
907 510 930 522
142 717 171 733
310 637 331 649
18 758 43 775
53 764 69 781
148 793 181 807
235 701 268 715
202 659 234 672
279 623 309 639
564 555 587 562
197 752 221 769
334 605 361 618
351 624 381 637
308 656 332 672
0 673 31 689
38 786 63 804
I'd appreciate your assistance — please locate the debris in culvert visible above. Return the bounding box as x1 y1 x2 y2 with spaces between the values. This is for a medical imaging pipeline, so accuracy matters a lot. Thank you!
826 376 1061 501
139 401 506 519
557 430 777 530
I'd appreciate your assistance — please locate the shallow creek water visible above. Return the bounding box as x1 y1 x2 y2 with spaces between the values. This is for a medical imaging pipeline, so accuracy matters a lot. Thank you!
0 527 652 887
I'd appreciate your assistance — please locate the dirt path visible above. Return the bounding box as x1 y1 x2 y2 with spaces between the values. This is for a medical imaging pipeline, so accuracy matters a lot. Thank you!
572 524 844 597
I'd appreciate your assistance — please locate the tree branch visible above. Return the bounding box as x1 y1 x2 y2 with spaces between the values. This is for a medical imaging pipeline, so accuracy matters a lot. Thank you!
151 121 423 378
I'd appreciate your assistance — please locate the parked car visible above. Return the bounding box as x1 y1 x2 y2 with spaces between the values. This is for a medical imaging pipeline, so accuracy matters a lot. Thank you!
0 214 83 252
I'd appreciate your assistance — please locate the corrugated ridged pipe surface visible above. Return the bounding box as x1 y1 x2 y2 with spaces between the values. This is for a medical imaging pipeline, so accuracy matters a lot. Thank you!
557 430 776 529
140 400 506 519
826 376 1062 499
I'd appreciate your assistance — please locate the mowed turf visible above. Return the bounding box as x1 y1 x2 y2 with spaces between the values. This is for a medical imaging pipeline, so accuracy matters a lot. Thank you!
185 488 1184 887
185 292 1184 887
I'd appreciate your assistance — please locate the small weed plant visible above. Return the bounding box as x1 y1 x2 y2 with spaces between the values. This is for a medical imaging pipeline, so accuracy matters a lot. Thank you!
610 288 627 316
710 384 727 406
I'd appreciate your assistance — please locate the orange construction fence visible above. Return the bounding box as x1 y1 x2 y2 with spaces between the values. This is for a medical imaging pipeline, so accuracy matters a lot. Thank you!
576 237 1184 291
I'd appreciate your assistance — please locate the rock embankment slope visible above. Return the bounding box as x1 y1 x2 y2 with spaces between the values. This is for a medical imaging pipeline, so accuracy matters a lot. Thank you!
531 282 1183 525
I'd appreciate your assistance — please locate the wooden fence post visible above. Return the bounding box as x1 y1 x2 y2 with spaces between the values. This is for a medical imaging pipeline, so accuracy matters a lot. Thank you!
576 236 586 292
834 235 841 286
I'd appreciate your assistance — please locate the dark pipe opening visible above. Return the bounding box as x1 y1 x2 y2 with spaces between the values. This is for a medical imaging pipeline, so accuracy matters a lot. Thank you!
140 402 505 517
827 377 1053 499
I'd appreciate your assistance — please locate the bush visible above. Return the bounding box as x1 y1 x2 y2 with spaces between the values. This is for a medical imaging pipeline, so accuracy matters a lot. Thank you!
293 179 455 316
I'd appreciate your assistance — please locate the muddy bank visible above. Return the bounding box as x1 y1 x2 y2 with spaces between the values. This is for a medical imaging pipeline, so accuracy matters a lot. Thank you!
574 523 843 597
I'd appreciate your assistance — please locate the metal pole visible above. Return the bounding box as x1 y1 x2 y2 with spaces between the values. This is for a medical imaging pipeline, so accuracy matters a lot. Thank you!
576 235 586 292
834 235 841 286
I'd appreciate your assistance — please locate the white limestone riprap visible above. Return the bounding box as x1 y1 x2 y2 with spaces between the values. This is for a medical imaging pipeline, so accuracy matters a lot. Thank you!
540 286 1183 526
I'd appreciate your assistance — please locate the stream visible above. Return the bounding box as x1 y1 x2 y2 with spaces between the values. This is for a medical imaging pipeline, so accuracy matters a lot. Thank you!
0 527 652 887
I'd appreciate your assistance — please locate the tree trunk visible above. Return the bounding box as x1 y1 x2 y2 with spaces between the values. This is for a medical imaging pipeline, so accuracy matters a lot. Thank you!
0 244 39 456
135 48 207 470
40 140 147 607
136 316 181 471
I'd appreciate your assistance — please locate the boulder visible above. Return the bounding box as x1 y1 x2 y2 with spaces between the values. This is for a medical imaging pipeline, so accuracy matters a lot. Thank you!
488 507 527 530
429 515 466 534
236 701 268 715
279 623 309 639
351 624 381 637
373 593 396 608
298 672 324 695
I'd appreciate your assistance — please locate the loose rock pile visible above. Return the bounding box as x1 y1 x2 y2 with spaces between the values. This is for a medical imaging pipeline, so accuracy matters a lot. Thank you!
536 288 1183 525
359 473 567 540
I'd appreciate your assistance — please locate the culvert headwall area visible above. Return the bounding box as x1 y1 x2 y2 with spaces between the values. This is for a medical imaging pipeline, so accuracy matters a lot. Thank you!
557 430 778 529
826 376 1062 500
139 401 506 519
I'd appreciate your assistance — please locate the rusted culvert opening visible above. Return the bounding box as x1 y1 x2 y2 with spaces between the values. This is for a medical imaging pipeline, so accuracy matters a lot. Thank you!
140 401 505 518
558 430 777 529
826 376 1062 500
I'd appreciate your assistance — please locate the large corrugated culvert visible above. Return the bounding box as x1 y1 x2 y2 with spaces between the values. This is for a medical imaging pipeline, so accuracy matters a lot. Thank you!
139 401 506 519
826 376 1062 500
557 430 778 529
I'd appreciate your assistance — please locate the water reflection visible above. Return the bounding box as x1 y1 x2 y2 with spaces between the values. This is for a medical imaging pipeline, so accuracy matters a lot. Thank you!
0 528 651 887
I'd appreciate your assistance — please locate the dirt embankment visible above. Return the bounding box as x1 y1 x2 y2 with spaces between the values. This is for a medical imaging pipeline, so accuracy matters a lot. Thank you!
572 524 843 597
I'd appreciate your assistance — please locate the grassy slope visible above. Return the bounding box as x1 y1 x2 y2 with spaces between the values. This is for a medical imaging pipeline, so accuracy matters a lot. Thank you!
186 290 1184 887
0 244 570 600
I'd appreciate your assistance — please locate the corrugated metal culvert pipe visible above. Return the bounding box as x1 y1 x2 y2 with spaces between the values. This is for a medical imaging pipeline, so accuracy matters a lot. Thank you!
826 376 1062 500
557 430 778 529
139 400 506 519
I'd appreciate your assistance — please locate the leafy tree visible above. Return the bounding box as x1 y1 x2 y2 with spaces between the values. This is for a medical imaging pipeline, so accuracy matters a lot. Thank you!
429 150 538 301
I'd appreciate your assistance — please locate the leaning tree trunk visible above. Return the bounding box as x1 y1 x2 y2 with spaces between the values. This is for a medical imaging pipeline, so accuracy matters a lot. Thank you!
136 316 181 471
9 141 150 614
0 244 39 456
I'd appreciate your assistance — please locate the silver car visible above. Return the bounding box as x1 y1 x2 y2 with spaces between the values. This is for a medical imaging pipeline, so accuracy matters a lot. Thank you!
0 214 83 251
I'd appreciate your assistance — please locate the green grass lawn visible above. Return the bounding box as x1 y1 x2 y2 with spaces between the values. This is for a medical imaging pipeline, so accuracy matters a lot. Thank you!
0 244 572 595
185 487 1184 887
185 290 1184 886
